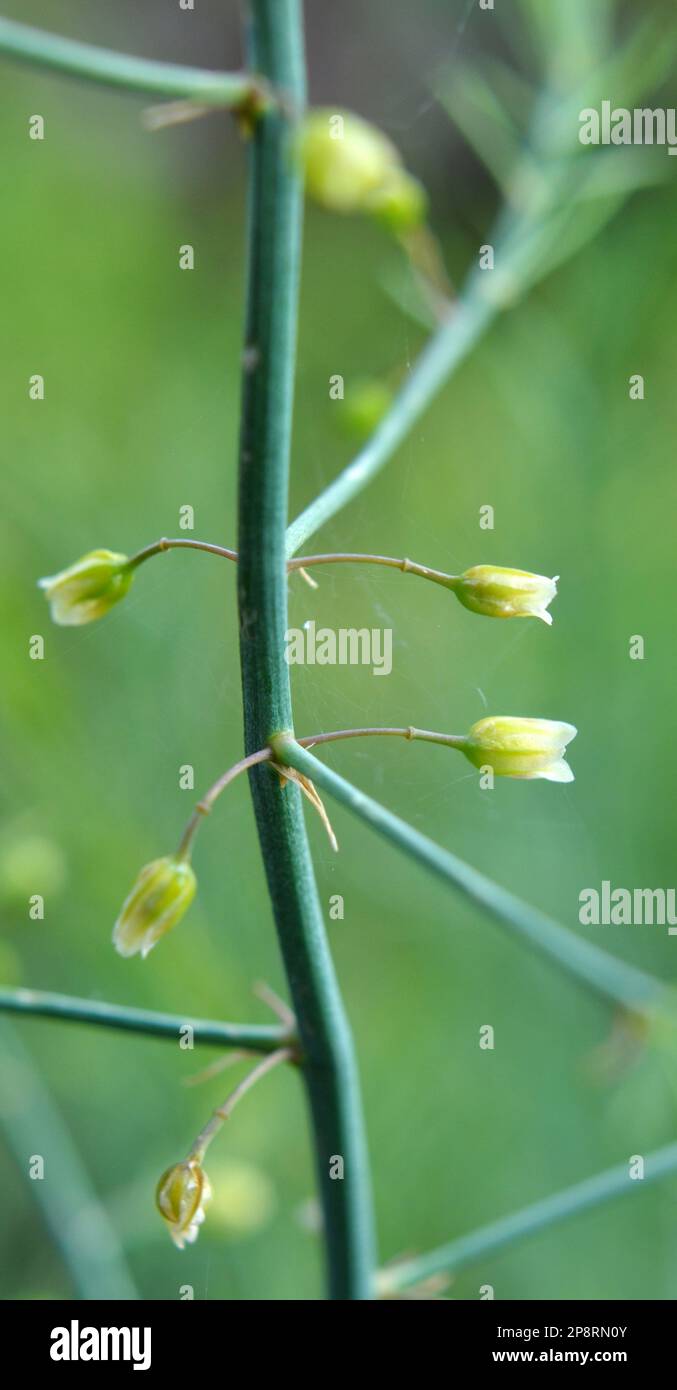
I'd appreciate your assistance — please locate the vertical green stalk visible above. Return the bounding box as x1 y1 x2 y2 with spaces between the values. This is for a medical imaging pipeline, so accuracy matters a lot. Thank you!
236 0 376 1299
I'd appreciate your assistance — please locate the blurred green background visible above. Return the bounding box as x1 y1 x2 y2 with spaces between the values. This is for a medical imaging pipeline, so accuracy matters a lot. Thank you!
3 0 677 1300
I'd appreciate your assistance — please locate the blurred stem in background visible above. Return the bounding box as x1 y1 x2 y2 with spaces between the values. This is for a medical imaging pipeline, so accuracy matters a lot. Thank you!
377 1139 677 1296
234 0 376 1299
285 5 675 555
0 1020 138 1299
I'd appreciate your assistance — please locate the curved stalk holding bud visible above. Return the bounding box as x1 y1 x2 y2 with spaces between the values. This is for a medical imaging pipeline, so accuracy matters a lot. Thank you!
173 720 576 871
156 1047 294 1248
50 536 555 626
189 1047 296 1160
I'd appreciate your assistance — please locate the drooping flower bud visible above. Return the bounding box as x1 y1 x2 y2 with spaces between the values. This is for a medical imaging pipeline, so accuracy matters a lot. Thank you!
113 856 196 959
38 549 132 626
298 109 425 228
156 1158 211 1249
461 716 577 782
453 566 558 625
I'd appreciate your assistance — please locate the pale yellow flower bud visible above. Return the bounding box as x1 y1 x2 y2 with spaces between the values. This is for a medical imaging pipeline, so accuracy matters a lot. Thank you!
112 856 196 959
462 716 577 782
38 549 132 626
453 566 558 625
298 110 425 228
156 1159 211 1250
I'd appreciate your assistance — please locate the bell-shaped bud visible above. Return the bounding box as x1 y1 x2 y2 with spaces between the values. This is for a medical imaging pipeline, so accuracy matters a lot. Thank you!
299 109 424 228
156 1158 212 1250
453 566 558 625
462 716 577 782
113 856 196 959
38 549 132 626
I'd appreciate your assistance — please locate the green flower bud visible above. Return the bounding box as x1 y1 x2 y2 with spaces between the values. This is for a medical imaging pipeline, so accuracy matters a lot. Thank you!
299 109 424 228
462 716 577 783
300 109 397 211
112 856 196 959
366 169 428 232
341 379 393 440
38 549 132 626
453 566 558 624
156 1158 211 1250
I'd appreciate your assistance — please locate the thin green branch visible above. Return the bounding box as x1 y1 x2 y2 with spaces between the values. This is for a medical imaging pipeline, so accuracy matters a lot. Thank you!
0 1019 138 1299
0 987 288 1053
272 739 671 1016
0 17 268 111
235 0 376 1299
285 285 495 555
377 1140 677 1295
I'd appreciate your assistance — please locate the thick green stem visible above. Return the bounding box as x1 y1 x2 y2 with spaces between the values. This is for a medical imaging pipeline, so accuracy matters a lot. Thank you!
0 17 267 110
0 986 287 1053
236 0 375 1299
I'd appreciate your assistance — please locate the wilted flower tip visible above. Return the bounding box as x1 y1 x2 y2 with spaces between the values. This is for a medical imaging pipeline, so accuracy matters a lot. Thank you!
156 1159 211 1250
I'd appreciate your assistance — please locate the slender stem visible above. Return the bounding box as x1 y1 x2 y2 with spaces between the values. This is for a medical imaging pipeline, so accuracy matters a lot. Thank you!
126 538 238 570
235 0 375 1300
190 1047 294 1158
0 17 269 112
198 747 272 810
377 1140 677 1295
285 285 495 556
272 739 670 1016
298 726 465 751
126 536 458 588
289 553 457 588
0 986 290 1053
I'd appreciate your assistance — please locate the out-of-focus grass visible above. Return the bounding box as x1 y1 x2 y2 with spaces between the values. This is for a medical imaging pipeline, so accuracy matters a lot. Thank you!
2 1 677 1299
